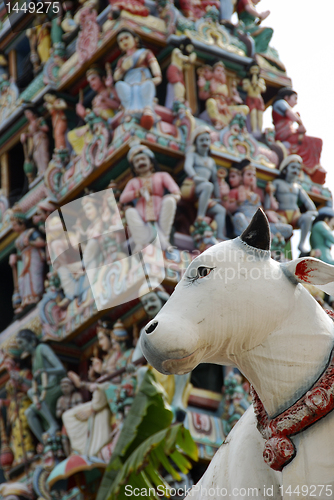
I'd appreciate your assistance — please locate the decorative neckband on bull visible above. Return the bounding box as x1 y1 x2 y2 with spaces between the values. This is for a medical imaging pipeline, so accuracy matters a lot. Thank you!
252 331 334 472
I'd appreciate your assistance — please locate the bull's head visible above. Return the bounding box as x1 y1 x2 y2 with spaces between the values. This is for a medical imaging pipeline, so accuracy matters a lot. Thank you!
141 209 334 387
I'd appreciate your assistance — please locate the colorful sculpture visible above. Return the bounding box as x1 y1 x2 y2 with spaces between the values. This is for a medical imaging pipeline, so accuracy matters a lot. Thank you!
0 482 32 500
198 62 248 130
236 0 273 54
142 209 334 493
44 93 68 152
272 155 317 253
9 206 46 313
310 207 334 265
182 126 227 240
108 0 149 17
20 105 50 182
242 61 266 135
56 377 83 456
165 44 196 108
16 329 66 443
119 144 181 251
113 29 162 130
272 88 326 184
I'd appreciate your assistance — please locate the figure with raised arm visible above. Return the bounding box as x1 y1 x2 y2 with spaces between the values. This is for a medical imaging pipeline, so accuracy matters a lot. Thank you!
236 0 273 54
16 329 66 443
272 155 318 254
272 87 326 184
183 126 227 240
120 144 181 251
113 29 162 130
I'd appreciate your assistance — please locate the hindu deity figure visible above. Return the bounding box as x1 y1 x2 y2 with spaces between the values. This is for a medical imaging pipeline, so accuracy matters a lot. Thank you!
165 44 196 108
271 155 318 254
113 29 162 130
56 377 83 456
310 207 334 266
1 347 35 465
68 66 119 155
119 144 181 251
236 0 273 54
182 126 227 240
227 159 292 241
9 206 46 313
242 61 266 135
178 0 219 20
64 320 135 457
199 62 248 130
44 94 68 152
16 329 66 443
20 105 50 181
272 87 326 185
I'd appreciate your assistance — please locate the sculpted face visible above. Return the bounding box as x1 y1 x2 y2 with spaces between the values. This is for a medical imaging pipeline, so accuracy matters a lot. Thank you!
11 218 25 233
242 169 256 189
141 292 163 318
98 331 111 352
117 31 136 52
132 152 152 175
16 336 32 354
61 381 73 396
286 93 298 108
195 132 211 156
229 170 242 188
87 73 103 92
285 161 301 183
24 109 35 121
83 201 98 221
213 64 226 83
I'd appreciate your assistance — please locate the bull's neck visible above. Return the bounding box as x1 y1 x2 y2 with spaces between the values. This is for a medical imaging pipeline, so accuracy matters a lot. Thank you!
235 289 334 418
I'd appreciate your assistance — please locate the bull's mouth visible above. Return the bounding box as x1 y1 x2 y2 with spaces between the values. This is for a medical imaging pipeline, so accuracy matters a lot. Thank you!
161 348 201 375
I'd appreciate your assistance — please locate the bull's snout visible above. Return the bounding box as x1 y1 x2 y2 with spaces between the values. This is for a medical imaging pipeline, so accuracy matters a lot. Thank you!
145 320 158 334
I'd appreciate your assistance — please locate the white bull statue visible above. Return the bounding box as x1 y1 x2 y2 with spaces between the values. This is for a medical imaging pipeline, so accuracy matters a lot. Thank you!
141 208 334 500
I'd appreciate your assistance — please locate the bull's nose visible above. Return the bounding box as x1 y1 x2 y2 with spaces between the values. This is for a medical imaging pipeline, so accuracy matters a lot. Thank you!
145 320 158 334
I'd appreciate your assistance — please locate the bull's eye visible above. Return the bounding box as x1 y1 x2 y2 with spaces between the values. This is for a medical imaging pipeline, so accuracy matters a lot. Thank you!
185 266 215 285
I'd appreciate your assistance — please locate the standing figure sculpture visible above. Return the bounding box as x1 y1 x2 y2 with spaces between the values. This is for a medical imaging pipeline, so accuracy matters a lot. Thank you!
272 155 318 254
9 206 46 313
165 44 196 108
20 105 50 181
120 144 181 251
55 377 83 456
272 87 326 184
236 0 272 54
113 29 162 130
310 207 334 265
16 329 66 443
242 61 266 135
183 126 227 240
44 93 68 152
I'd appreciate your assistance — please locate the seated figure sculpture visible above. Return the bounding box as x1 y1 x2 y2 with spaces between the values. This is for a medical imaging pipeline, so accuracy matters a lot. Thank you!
113 29 162 130
272 155 318 254
182 126 227 240
15 329 66 443
310 207 334 265
120 144 181 251
272 87 326 185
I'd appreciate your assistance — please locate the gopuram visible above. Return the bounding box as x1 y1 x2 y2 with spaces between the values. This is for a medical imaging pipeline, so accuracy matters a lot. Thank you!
0 0 332 499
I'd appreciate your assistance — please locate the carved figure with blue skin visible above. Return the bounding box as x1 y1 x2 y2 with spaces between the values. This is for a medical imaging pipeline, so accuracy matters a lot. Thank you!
310 207 334 265
16 329 66 443
113 29 162 130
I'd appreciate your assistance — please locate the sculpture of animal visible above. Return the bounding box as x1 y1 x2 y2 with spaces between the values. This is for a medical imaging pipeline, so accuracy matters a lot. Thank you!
141 209 334 499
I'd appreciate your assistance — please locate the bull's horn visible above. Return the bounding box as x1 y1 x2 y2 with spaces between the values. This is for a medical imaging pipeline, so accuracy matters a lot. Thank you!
240 208 270 251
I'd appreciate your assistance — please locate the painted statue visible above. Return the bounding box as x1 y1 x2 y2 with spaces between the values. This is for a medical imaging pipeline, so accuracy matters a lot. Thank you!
272 87 326 184
44 93 68 152
198 62 248 130
20 105 50 181
182 126 227 240
56 377 83 456
32 200 57 235
236 0 273 54
113 29 162 130
16 329 66 443
119 144 181 251
310 207 334 265
272 155 318 254
141 208 334 496
242 61 266 135
68 66 119 155
108 0 149 18
0 482 32 500
9 206 46 313
1 352 35 465
227 160 292 241
165 44 196 108
179 0 219 20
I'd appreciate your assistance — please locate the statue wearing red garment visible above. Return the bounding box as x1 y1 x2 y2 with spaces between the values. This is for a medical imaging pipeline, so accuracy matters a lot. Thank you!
272 87 326 185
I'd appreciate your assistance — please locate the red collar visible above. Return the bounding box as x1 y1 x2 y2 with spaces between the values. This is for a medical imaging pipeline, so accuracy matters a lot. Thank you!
252 319 334 471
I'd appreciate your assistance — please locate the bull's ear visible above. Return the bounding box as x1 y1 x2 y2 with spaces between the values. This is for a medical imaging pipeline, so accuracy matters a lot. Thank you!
240 208 270 251
284 257 334 295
